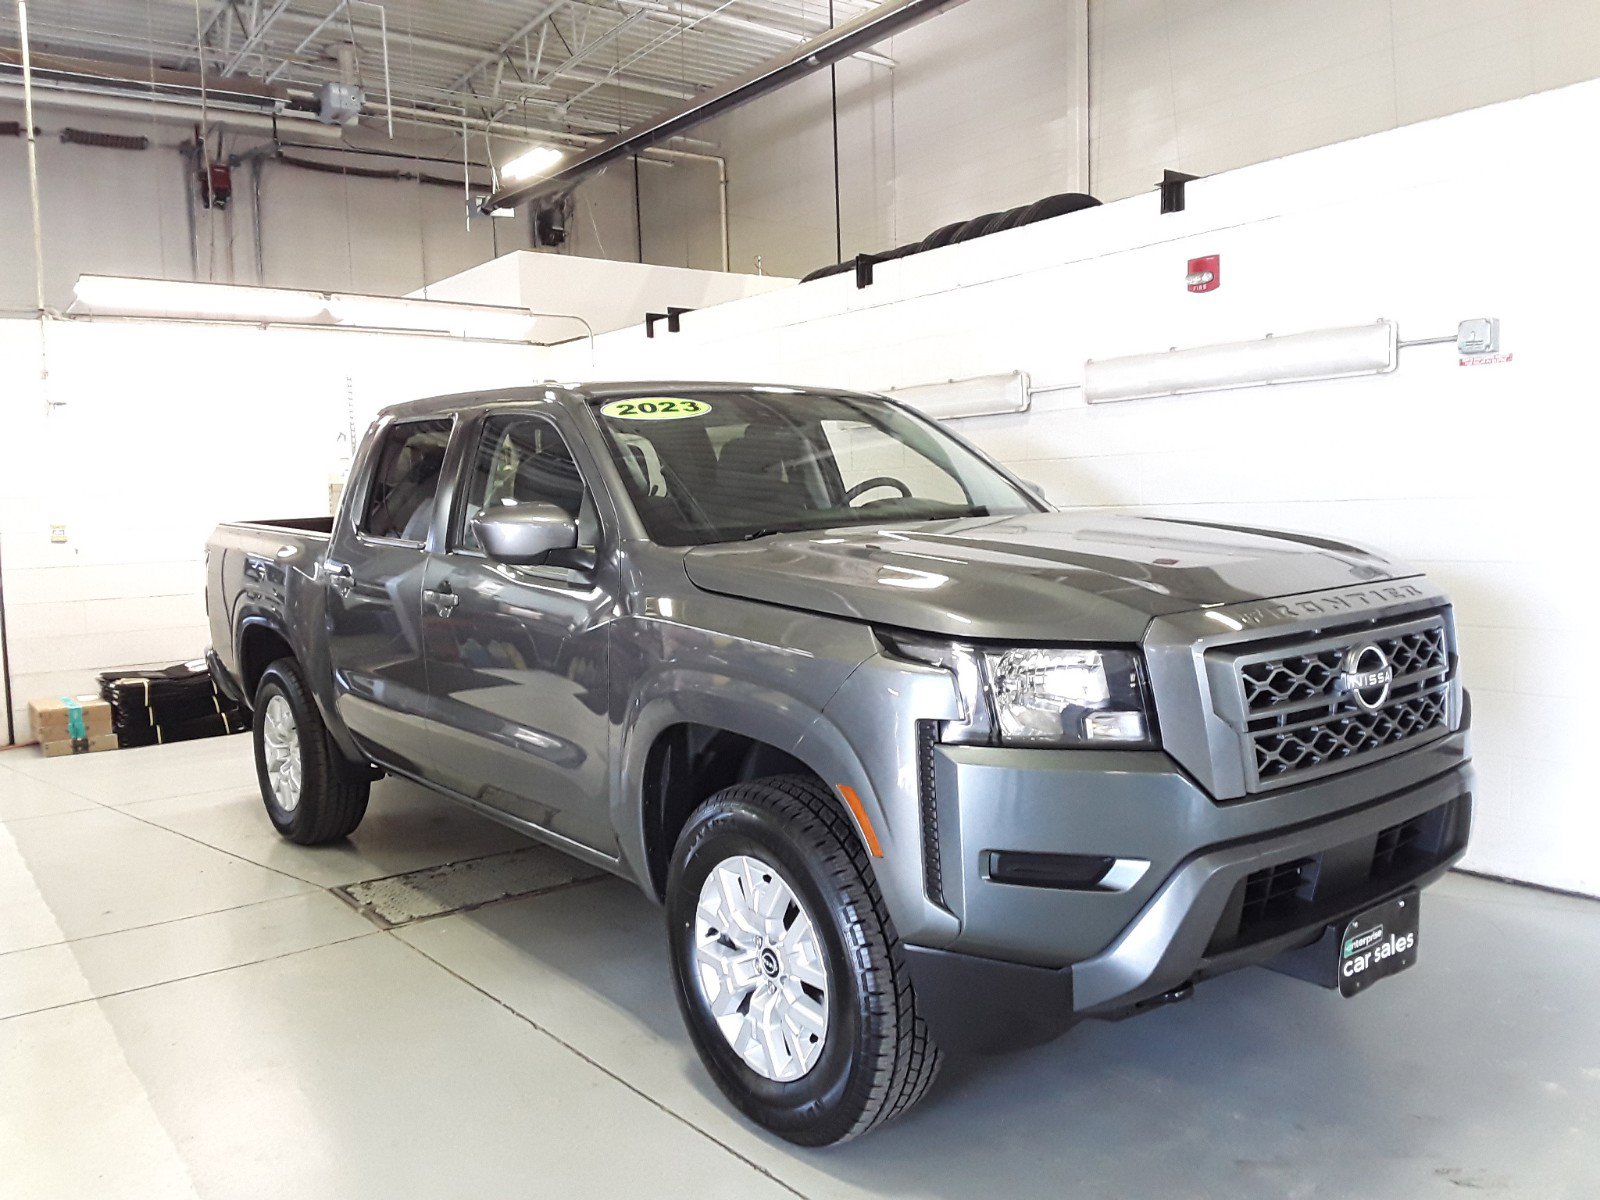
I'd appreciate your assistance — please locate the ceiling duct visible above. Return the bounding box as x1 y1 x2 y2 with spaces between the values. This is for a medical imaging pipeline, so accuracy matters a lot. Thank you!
481 0 975 212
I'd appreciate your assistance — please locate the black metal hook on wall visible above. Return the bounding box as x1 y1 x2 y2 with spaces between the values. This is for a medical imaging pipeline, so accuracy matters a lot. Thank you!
644 306 696 338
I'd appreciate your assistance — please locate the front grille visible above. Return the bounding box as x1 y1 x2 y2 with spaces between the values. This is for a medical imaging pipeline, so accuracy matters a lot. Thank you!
1229 616 1454 790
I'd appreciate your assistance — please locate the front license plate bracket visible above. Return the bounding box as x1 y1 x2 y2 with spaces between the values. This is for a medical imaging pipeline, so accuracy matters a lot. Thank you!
1338 890 1420 998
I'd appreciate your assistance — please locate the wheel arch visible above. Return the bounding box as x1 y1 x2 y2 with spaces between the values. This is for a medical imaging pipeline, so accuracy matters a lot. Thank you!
236 617 295 704
623 689 882 903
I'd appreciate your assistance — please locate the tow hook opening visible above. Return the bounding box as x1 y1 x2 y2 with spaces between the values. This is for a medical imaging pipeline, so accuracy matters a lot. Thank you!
1104 982 1196 1022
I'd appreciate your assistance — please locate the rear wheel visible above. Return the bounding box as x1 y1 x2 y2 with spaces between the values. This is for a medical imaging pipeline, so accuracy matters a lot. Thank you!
251 659 369 845
667 775 942 1145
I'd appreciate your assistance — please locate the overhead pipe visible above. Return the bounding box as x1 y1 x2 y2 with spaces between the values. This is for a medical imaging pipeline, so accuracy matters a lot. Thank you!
14 0 45 311
0 80 345 142
482 0 974 212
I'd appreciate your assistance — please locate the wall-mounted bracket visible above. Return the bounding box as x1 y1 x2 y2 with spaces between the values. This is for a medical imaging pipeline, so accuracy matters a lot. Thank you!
645 306 695 338
1160 170 1199 214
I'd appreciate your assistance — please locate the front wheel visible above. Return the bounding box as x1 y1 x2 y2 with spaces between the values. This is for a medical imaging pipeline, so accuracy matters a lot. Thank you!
666 775 942 1145
251 658 369 845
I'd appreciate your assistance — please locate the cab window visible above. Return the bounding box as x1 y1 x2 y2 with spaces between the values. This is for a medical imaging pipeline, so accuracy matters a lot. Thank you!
455 414 597 553
361 418 452 542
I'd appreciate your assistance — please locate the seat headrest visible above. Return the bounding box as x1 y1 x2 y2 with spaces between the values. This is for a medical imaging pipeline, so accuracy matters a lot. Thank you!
717 426 808 481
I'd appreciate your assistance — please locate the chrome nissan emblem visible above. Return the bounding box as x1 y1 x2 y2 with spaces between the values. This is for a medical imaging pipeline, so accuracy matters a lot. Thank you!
1339 643 1394 711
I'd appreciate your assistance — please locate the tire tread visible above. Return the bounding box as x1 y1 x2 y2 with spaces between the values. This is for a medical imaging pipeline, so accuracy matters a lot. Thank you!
254 658 369 845
698 774 943 1143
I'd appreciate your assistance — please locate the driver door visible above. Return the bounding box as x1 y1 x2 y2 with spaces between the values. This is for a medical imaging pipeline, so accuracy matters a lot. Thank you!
419 409 618 856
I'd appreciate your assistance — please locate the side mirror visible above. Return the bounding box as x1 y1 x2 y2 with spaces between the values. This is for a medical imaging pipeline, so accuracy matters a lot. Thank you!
1020 479 1054 508
472 502 579 566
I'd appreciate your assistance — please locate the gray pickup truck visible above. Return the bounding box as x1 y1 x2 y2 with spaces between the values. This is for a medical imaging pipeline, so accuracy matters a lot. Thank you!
206 382 1472 1144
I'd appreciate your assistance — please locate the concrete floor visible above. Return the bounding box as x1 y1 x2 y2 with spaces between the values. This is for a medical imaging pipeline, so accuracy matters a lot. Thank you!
2 736 1596 1200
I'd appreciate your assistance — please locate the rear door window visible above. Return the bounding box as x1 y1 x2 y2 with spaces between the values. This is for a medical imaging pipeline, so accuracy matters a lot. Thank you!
361 418 453 542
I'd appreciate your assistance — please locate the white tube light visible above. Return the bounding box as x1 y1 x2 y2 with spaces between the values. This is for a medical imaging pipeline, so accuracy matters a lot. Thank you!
328 294 538 341
886 371 1031 419
72 275 332 323
501 145 565 184
69 275 542 342
1084 321 1398 405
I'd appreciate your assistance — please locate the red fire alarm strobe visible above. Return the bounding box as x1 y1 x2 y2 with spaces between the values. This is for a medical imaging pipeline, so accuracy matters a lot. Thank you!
1186 254 1219 293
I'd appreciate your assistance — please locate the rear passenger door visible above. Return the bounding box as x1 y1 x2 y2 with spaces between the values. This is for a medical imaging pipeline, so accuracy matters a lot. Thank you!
325 415 453 774
419 409 618 856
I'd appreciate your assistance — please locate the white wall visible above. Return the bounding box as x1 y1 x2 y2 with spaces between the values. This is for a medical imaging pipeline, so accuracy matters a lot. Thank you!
532 82 1600 897
0 319 543 744
678 0 1090 279
657 0 1600 276
1090 0 1600 203
413 251 795 337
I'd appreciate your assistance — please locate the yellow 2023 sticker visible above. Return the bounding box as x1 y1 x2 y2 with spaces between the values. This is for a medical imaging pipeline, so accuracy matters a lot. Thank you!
599 397 712 421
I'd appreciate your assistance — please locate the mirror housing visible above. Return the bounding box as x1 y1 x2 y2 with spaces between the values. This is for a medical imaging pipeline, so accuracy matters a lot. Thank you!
472 503 580 566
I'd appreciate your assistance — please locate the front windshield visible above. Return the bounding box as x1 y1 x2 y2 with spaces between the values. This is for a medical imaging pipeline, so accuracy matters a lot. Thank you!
591 389 1042 546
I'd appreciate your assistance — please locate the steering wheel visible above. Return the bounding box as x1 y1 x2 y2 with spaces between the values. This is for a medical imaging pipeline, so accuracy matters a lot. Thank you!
844 476 912 505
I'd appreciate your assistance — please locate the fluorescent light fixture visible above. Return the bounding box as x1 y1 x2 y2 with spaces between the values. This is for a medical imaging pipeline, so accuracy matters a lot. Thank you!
1085 321 1398 405
328 294 540 341
501 145 564 184
72 275 331 323
70 275 543 342
885 371 1031 419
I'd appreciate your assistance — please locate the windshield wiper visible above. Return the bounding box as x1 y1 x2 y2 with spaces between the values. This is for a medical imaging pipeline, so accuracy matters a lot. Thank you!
741 526 803 541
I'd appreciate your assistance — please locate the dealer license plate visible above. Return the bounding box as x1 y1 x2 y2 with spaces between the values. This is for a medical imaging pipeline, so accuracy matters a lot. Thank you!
1338 891 1419 998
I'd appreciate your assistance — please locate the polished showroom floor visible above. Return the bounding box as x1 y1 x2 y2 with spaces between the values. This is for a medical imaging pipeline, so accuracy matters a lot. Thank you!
3 735 1596 1199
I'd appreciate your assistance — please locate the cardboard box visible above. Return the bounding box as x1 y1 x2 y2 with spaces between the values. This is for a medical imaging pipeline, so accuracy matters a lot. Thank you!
29 695 116 757
38 732 120 758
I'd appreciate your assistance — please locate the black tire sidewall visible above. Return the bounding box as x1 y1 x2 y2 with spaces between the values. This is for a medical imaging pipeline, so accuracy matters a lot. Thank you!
667 794 872 1141
251 662 317 839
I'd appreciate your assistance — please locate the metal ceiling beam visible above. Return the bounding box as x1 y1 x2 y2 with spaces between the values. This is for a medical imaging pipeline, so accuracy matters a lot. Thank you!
181 0 237 71
530 8 650 92
263 0 361 83
220 0 295 75
261 13 699 117
484 0 968 211
618 0 895 68
442 0 574 94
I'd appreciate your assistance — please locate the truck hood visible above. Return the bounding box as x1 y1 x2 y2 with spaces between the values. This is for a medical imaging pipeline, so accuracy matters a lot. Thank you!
682 512 1412 641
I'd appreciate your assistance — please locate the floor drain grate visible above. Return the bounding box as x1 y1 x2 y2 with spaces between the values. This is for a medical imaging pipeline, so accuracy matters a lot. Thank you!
336 846 607 927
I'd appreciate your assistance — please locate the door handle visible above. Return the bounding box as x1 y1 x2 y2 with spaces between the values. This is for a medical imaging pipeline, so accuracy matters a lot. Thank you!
326 561 354 595
424 582 459 616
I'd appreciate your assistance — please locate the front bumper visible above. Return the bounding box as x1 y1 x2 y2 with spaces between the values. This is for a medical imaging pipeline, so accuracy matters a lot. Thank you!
901 738 1472 1052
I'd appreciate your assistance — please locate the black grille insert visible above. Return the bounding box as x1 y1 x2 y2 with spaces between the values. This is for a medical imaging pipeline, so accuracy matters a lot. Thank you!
1240 856 1320 928
1234 618 1453 788
915 721 945 909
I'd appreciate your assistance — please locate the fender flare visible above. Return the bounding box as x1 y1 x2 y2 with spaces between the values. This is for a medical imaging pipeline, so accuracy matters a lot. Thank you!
614 673 888 890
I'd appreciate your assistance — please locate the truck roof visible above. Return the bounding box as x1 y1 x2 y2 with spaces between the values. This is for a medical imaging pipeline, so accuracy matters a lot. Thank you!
378 381 885 421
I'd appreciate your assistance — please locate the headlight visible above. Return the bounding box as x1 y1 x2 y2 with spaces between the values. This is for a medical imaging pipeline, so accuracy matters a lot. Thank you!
882 635 1157 749
984 647 1153 747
